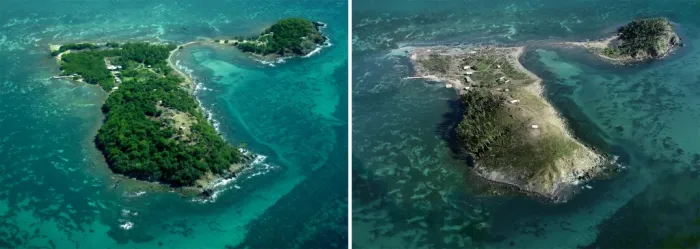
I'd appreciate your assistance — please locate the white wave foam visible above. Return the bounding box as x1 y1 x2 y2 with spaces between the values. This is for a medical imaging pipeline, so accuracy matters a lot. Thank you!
190 151 280 204
211 176 236 189
303 36 332 58
119 221 133 230
174 61 223 134
253 58 278 67
124 191 146 198
175 59 282 204
303 47 323 58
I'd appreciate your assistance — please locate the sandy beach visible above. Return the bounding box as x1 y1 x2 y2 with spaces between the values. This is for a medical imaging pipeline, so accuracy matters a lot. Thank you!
509 46 543 96
564 35 618 50
167 41 201 93
560 35 643 64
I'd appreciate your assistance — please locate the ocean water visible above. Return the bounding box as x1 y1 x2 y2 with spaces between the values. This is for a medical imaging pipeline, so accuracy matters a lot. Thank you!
0 0 347 248
353 1 700 248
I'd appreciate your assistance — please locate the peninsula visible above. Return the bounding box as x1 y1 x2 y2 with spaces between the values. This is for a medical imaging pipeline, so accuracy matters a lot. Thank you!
567 18 682 63
409 46 606 201
51 42 248 190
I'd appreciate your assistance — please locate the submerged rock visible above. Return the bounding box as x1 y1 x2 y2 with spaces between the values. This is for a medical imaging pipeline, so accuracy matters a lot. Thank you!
199 188 215 198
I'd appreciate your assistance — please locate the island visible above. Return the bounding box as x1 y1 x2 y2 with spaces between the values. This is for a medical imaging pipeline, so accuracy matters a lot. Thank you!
568 18 682 63
50 42 249 191
232 18 328 58
409 46 606 201
47 17 329 192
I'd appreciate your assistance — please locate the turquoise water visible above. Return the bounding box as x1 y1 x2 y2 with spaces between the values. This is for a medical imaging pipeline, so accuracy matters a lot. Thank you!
0 0 347 248
353 1 700 248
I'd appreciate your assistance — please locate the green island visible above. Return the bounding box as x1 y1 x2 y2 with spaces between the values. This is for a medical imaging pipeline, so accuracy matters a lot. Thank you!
410 46 605 201
569 18 682 63
230 18 327 57
50 42 247 189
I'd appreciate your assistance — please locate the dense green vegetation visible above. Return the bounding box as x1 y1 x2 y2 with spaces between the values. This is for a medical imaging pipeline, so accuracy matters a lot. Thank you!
56 42 245 187
50 43 99 56
614 18 674 57
60 50 115 90
237 18 326 56
58 42 176 90
59 42 98 52
456 90 514 159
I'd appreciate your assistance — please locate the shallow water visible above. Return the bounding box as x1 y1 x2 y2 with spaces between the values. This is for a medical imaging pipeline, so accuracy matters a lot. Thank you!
0 0 347 248
353 0 700 248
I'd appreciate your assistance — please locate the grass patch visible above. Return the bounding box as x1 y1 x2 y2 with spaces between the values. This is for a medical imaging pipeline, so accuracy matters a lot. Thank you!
457 86 583 183
483 132 580 182
462 53 529 86
420 53 451 73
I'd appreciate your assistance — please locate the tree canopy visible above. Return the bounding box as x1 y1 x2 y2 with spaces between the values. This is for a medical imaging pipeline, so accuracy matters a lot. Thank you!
237 18 326 56
59 43 98 52
456 90 513 159
616 18 673 57
60 50 116 90
56 42 245 186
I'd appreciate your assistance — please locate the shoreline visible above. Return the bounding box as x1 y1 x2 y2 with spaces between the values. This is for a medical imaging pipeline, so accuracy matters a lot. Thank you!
509 46 543 96
559 35 634 64
167 40 201 93
408 45 606 201
164 41 258 194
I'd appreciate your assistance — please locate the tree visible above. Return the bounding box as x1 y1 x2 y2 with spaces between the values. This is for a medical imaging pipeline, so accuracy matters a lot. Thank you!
236 18 326 56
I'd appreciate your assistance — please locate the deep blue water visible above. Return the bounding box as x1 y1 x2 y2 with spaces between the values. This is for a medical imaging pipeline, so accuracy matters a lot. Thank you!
352 0 700 248
0 0 347 248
